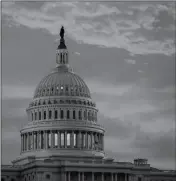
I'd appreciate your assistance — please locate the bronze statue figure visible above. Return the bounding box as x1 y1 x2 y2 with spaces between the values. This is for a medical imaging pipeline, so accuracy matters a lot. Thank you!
60 26 65 39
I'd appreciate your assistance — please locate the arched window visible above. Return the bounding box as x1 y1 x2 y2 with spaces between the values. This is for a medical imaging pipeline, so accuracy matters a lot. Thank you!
73 110 76 119
67 110 70 119
88 111 90 121
44 111 46 120
60 110 64 119
39 112 41 120
79 110 82 120
31 113 33 121
54 110 58 119
84 110 87 120
35 112 37 120
49 110 52 119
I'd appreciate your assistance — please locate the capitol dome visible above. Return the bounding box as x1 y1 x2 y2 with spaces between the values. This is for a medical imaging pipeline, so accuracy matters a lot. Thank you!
18 27 105 163
34 66 91 99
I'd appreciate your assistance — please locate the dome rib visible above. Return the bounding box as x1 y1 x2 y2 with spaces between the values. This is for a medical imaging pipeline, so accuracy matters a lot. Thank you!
33 69 91 99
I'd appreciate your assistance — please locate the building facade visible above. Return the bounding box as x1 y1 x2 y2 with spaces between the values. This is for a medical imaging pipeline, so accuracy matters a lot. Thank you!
1 28 176 181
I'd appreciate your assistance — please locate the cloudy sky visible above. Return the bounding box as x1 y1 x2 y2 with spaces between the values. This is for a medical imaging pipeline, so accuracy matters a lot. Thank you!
1 1 175 169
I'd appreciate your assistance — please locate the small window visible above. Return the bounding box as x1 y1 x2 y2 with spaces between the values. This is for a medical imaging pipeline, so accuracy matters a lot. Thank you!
138 178 142 181
54 110 58 119
49 110 52 119
84 110 87 120
67 110 70 119
73 110 76 119
39 112 41 120
46 174 50 179
44 111 46 120
79 110 82 120
60 110 64 119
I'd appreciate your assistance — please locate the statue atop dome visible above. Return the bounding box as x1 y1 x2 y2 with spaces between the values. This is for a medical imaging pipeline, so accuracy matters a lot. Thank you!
57 26 67 49
60 26 65 39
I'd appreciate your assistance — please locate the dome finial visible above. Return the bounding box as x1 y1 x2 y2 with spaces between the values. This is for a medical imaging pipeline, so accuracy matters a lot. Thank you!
60 26 65 39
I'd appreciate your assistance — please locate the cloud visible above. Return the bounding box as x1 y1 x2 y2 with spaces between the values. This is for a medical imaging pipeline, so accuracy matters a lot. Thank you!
87 79 134 97
74 51 80 56
124 59 136 64
2 2 175 56
2 127 20 142
2 85 35 99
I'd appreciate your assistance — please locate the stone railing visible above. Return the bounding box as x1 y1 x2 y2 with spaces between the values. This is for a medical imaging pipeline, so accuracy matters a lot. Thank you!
1 165 22 170
23 120 105 130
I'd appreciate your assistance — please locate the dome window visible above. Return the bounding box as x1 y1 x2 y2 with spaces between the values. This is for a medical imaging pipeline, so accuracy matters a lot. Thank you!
44 111 46 120
84 110 87 120
73 110 76 119
35 112 37 120
60 110 64 119
54 110 58 119
49 111 52 119
79 110 82 120
88 111 90 121
67 110 70 119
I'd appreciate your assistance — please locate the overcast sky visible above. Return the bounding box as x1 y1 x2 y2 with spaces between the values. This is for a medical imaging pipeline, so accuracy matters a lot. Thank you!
2 2 175 169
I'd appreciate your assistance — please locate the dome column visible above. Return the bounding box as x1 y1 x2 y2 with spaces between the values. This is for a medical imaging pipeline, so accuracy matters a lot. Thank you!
85 132 88 149
51 130 54 148
78 131 82 149
71 131 74 148
26 133 29 151
102 134 104 151
32 131 34 150
45 131 48 149
64 131 67 148
57 131 60 148
21 134 23 152
90 132 93 150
